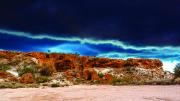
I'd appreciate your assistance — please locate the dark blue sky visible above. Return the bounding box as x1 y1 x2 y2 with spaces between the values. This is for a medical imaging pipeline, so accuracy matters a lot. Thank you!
0 0 180 71
0 0 180 45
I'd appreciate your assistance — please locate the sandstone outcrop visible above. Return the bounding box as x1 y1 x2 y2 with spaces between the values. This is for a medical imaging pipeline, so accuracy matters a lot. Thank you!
0 51 169 85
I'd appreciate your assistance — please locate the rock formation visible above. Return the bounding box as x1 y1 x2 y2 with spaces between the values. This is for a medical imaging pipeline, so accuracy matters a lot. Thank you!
0 51 172 86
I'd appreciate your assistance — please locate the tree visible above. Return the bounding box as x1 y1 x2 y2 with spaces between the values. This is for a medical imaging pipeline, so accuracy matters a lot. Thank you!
47 50 51 53
174 63 180 78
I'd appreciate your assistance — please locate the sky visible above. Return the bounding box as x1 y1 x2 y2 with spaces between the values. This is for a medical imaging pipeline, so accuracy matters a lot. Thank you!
0 0 180 72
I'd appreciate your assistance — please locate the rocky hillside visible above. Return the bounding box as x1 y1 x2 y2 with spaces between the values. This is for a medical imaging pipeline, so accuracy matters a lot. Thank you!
0 51 174 88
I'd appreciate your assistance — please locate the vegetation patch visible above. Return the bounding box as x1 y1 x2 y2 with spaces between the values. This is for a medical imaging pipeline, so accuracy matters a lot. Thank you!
174 63 180 78
17 66 37 76
144 79 173 85
94 80 101 84
36 76 50 83
174 78 180 84
0 82 24 89
98 72 104 78
51 83 60 87
25 84 39 88
112 76 135 85
0 63 11 71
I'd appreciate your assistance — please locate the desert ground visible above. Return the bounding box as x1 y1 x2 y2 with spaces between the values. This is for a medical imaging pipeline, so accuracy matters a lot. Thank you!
0 85 180 101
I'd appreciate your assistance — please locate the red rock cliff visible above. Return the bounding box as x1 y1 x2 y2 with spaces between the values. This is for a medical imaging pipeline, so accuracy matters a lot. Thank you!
0 51 164 82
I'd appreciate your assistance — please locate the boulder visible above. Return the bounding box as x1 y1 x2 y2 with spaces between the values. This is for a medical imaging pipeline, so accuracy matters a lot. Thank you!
20 73 34 84
104 74 113 83
83 68 100 81
91 70 100 81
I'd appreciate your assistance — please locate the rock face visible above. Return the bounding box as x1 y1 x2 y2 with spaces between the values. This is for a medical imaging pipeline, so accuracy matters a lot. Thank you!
0 71 9 78
0 71 18 82
0 51 167 84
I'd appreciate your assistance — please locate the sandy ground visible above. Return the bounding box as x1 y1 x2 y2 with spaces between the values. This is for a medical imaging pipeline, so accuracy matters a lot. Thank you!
0 85 180 101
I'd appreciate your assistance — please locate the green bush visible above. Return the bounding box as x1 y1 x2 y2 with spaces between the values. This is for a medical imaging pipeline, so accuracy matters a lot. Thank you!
0 63 11 71
25 84 39 88
98 72 104 78
0 82 39 89
42 83 48 86
17 66 37 76
74 78 82 84
174 63 180 78
112 77 123 85
94 80 101 84
0 82 24 89
144 79 173 85
0 82 13 88
36 76 50 83
112 76 133 85
174 78 180 84
51 83 59 87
